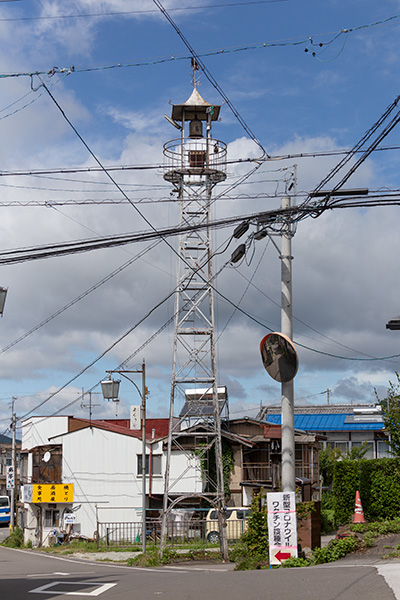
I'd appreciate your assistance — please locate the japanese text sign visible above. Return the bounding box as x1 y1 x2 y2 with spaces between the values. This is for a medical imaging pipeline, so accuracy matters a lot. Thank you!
267 491 298 565
31 483 73 503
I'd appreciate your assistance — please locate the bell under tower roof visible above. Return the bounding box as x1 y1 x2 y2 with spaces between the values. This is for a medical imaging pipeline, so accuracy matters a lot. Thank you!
171 86 220 122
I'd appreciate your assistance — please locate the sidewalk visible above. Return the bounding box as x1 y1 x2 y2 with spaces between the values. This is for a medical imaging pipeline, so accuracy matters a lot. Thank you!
321 534 337 547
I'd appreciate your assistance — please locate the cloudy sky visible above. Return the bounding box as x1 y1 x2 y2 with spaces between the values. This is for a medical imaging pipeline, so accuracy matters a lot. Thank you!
0 0 400 436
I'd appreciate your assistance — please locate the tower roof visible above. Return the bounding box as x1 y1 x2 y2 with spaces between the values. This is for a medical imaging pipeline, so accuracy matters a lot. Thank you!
171 86 220 122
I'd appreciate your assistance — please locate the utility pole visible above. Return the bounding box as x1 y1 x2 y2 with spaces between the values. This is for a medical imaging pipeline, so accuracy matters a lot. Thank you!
10 397 16 530
280 197 295 493
141 361 147 555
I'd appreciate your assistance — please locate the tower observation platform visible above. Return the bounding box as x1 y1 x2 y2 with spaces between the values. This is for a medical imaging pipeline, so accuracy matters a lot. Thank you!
163 86 227 185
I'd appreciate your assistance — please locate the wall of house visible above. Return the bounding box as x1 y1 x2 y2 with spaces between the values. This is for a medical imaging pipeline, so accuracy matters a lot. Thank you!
22 416 69 450
323 431 390 459
226 445 243 506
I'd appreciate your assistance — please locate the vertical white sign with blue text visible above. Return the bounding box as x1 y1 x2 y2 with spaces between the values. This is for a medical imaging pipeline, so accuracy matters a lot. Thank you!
267 491 298 565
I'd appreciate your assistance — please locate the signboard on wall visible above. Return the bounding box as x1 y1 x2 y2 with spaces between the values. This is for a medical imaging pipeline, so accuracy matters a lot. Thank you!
64 513 76 525
27 484 74 503
267 491 298 565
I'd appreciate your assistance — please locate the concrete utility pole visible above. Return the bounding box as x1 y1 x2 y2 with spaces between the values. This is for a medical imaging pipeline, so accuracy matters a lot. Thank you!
280 196 295 493
10 397 16 530
141 362 146 555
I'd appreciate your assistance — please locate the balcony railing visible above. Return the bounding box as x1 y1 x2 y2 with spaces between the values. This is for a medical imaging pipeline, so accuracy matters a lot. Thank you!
242 462 318 484
242 463 273 483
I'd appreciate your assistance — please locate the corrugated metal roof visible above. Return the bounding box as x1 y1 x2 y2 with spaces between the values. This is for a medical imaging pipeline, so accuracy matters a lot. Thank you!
266 414 384 431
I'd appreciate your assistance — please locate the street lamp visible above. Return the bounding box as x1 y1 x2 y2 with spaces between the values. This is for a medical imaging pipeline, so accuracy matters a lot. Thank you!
0 287 8 316
386 316 400 330
101 361 147 553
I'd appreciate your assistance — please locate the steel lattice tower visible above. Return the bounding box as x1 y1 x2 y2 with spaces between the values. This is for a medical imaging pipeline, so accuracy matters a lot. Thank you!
160 77 228 556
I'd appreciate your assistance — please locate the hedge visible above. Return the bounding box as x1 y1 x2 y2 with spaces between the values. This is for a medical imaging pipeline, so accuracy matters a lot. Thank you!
333 458 400 524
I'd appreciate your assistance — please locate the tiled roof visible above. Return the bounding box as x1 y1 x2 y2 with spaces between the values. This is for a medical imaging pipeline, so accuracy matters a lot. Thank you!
266 413 384 431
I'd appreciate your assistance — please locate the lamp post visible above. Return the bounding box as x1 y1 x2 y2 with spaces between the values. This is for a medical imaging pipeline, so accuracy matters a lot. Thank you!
386 316 400 330
101 360 147 553
0 287 8 316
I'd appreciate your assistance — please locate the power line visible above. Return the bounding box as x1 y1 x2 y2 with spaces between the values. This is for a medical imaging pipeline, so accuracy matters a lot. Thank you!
0 240 162 355
15 236 234 422
2 13 400 79
1 193 400 265
152 0 267 159
0 1 290 22
1 144 399 182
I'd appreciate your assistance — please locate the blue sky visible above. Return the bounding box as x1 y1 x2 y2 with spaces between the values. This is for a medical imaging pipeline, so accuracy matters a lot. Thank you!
0 0 400 435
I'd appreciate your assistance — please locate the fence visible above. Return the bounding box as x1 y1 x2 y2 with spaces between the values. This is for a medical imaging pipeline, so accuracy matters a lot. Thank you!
96 516 248 549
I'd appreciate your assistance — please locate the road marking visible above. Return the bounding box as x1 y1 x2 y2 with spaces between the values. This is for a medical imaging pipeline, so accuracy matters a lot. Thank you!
29 581 117 596
27 572 95 578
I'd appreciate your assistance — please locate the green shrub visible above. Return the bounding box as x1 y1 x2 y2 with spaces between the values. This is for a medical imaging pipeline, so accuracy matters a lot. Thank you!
333 460 360 524
309 536 359 565
233 553 269 570
282 555 311 568
321 509 336 534
127 546 177 567
363 532 375 548
2 527 24 548
333 458 400 524
239 490 269 559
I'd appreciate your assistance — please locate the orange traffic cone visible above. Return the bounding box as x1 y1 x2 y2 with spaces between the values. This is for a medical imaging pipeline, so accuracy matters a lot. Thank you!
352 490 366 523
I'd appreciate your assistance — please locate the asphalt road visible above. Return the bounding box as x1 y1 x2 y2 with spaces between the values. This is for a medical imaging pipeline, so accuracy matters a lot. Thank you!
0 546 399 600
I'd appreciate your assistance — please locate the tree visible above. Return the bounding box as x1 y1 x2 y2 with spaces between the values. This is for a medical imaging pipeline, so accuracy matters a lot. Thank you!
319 446 343 487
375 372 400 456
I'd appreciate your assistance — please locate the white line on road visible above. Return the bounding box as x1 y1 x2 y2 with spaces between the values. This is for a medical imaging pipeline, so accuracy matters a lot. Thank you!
29 581 117 596
27 572 95 578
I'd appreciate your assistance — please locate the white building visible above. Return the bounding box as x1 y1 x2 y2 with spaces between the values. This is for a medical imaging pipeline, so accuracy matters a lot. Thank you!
20 416 203 546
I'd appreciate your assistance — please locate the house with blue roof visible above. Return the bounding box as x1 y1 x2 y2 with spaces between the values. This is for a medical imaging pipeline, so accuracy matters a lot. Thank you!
257 403 391 459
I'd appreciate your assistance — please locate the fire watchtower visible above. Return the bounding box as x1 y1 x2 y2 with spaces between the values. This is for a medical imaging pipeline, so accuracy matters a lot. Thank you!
160 82 228 557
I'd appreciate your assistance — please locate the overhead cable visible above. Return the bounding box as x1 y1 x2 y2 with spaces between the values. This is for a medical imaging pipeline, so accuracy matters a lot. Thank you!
152 0 267 159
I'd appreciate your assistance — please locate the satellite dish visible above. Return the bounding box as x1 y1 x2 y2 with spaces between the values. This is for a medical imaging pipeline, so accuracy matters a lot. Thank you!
260 332 299 383
43 451 51 463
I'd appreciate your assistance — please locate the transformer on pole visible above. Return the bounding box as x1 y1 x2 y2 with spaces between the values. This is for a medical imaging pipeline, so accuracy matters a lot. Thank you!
160 71 228 558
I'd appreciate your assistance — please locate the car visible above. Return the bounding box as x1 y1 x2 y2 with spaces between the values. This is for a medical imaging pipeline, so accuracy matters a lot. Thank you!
205 507 251 543
0 496 10 526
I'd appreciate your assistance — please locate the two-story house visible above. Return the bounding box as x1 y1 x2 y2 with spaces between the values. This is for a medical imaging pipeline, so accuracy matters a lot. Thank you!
20 415 203 546
223 418 323 505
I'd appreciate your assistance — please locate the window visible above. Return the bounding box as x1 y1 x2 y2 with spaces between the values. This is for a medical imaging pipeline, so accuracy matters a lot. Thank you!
351 441 374 459
236 510 251 520
137 454 162 476
377 440 391 458
44 509 60 528
335 441 349 453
